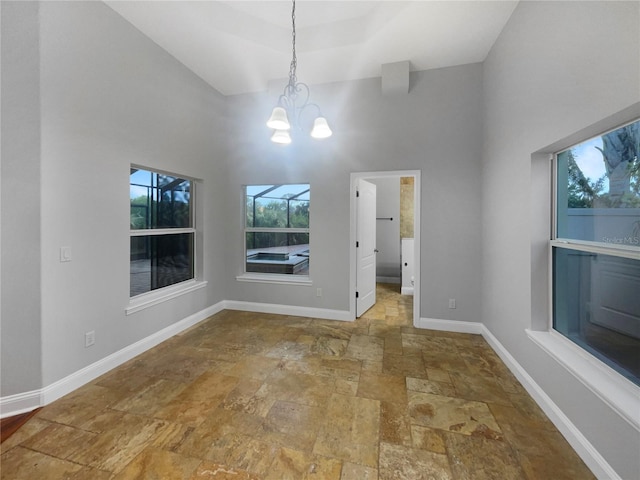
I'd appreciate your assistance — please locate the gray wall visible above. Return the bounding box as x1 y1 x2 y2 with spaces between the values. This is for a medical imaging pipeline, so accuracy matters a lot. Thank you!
482 1 640 478
4 3 634 475
1 1 229 395
224 64 484 322
1 1 43 396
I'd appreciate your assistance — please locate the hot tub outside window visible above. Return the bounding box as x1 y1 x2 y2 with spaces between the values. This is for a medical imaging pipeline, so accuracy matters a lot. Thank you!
244 184 310 277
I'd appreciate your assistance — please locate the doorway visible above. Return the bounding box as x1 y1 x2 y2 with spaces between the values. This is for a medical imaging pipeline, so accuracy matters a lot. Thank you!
349 170 420 326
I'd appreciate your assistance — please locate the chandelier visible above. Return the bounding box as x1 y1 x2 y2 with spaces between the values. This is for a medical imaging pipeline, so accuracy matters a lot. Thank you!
266 0 332 144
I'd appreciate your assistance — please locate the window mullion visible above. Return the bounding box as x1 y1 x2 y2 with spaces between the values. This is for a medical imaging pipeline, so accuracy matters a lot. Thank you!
552 239 640 260
130 227 195 237
245 230 310 234
549 116 640 388
130 167 196 298
243 184 311 278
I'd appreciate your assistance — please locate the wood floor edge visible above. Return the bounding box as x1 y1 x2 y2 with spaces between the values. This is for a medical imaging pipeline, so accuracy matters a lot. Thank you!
0 408 42 444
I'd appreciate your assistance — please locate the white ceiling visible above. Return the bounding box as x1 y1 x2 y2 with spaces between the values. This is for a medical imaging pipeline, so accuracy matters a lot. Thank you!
105 1 519 96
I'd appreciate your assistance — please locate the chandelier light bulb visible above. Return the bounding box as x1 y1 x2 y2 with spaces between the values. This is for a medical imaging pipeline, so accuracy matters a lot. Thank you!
271 129 292 144
266 0 331 144
310 117 333 139
266 107 291 130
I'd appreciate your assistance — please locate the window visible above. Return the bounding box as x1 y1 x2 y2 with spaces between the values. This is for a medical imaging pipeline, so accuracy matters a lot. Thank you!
244 184 310 277
130 167 195 297
552 119 640 386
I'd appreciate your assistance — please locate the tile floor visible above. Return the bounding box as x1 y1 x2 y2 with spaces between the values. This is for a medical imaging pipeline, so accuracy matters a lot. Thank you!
0 284 595 479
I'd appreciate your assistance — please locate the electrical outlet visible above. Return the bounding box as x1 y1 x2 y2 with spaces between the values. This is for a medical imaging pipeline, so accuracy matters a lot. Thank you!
316 288 322 297
85 331 95 347
448 298 456 309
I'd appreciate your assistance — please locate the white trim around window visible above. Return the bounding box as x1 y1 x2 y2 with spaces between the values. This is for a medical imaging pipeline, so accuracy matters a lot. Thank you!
527 328 640 431
241 183 311 284
534 110 640 434
129 166 202 304
235 273 312 286
126 279 208 315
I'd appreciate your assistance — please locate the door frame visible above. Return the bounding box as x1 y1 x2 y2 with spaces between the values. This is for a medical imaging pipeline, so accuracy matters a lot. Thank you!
349 170 421 326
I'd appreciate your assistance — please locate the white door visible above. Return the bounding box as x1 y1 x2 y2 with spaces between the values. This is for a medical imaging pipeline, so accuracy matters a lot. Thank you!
356 179 377 317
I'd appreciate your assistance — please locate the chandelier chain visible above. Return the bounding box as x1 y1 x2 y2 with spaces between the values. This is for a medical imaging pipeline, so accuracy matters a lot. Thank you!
267 0 331 142
288 0 297 87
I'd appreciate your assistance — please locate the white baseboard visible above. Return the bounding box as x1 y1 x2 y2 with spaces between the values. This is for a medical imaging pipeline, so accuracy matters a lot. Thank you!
416 317 483 334
0 306 623 478
0 390 42 419
480 325 620 480
416 317 619 478
1 300 349 418
223 300 353 322
0 301 226 419
401 286 414 296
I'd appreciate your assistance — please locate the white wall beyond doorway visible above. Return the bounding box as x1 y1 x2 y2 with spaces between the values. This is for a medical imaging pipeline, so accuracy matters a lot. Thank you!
350 170 421 325
368 177 401 284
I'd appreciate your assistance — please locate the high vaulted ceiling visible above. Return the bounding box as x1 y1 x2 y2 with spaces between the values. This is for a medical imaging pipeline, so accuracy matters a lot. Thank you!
106 1 519 96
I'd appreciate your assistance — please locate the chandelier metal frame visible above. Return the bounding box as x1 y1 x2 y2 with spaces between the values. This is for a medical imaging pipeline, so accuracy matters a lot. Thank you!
266 0 332 144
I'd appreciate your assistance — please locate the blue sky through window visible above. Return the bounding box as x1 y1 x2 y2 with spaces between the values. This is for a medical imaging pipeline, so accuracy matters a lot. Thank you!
571 137 609 191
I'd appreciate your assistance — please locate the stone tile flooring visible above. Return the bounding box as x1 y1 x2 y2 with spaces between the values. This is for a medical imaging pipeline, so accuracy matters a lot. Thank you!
0 284 595 479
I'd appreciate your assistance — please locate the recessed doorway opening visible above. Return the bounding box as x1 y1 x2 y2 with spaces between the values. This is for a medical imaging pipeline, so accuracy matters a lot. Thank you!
349 170 421 326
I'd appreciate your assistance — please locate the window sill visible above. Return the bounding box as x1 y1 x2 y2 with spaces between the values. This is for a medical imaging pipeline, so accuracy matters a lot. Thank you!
126 280 208 315
236 273 312 286
526 329 640 431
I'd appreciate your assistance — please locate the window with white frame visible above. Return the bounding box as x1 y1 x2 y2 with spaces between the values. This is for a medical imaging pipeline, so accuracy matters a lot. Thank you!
552 119 640 386
244 184 310 276
130 167 195 297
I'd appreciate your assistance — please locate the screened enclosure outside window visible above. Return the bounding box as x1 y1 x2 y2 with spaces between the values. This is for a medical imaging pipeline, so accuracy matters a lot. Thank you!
552 119 640 386
244 184 310 276
130 168 195 297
